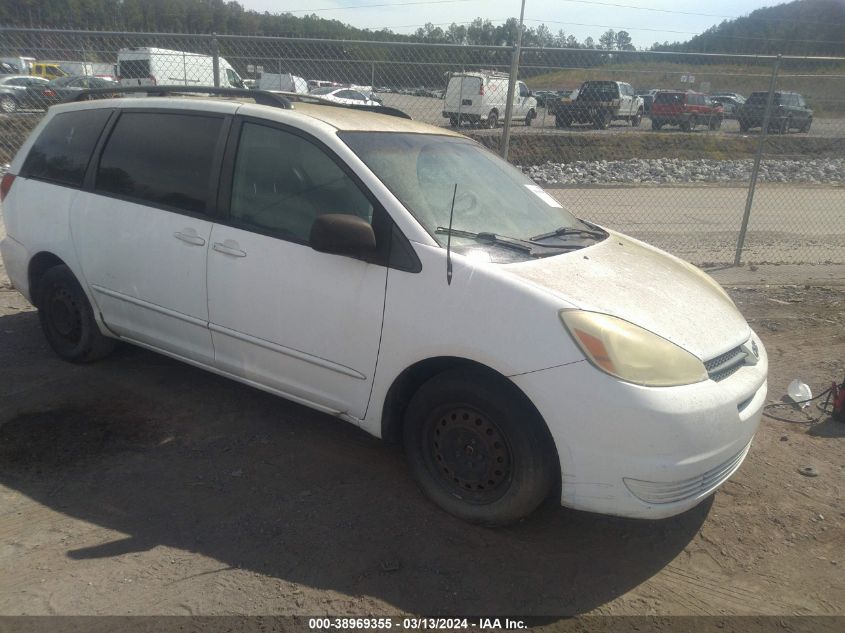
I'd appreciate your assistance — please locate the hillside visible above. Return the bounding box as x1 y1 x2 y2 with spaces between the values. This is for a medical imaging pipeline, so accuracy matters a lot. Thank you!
652 0 845 56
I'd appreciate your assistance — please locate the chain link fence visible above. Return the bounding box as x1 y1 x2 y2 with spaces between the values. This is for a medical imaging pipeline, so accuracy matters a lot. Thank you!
1 27 843 274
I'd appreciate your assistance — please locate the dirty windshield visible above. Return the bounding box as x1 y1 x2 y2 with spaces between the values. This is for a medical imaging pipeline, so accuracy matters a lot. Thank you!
340 132 595 258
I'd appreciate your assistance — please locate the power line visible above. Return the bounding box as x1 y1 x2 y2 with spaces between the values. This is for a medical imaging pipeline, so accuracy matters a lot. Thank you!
550 0 845 27
281 0 491 14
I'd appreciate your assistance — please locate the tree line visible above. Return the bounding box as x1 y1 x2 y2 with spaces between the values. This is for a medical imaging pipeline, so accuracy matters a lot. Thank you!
0 0 635 50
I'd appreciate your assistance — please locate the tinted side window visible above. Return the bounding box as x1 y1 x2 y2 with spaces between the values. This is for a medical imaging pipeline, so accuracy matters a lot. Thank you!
96 112 223 215
230 122 373 243
22 108 112 187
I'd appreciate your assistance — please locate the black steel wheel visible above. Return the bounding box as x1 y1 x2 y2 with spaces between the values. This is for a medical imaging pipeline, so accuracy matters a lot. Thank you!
37 265 115 363
422 405 513 504
403 368 557 525
486 110 498 128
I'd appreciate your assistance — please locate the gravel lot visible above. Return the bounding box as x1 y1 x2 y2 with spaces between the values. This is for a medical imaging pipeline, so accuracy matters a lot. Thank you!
0 205 843 620
525 158 845 186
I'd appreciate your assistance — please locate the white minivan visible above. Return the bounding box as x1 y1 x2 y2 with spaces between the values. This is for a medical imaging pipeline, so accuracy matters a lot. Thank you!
443 71 538 128
117 47 245 89
0 92 767 525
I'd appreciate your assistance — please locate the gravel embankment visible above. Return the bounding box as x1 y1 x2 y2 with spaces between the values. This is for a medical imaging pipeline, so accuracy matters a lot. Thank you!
523 158 845 185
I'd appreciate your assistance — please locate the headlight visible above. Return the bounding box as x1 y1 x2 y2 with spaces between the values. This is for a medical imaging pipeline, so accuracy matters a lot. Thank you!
560 310 708 387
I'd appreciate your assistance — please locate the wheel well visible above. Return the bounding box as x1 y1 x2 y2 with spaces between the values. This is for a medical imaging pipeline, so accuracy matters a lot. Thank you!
28 252 66 307
380 357 547 446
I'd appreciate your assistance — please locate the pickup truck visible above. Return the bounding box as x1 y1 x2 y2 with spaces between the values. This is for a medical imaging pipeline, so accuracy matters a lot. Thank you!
549 80 644 129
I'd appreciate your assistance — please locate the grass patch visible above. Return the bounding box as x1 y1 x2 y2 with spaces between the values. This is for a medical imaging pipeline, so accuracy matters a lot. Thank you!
469 132 845 165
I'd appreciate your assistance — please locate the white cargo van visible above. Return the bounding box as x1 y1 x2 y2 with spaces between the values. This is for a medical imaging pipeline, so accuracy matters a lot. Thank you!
117 47 245 89
442 70 537 128
257 72 308 93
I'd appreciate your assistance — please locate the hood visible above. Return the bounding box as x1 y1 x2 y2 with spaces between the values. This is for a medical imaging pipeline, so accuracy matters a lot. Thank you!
503 232 750 361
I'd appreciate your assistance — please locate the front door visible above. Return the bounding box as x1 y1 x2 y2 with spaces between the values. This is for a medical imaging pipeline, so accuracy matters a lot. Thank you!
73 110 228 365
207 119 388 417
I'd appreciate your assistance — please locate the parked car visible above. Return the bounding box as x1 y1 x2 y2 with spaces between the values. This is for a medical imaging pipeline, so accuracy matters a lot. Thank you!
737 91 812 134
308 86 380 107
550 80 644 129
0 75 59 113
48 75 118 101
1 91 768 525
710 95 745 119
442 70 537 128
650 90 723 131
0 61 19 75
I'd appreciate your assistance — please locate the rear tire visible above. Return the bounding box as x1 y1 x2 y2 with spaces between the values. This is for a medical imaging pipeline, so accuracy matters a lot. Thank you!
651 119 662 130
525 109 536 126
0 95 18 114
594 110 611 130
448 115 459 127
709 116 722 130
801 117 812 133
739 119 750 133
631 108 643 127
37 265 115 363
486 110 498 129
403 368 557 526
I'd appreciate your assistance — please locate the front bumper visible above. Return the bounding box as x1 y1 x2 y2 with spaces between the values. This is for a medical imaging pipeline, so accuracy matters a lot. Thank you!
511 334 767 519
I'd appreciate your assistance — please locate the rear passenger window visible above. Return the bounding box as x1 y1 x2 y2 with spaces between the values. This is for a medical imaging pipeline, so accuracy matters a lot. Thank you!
96 112 223 215
230 122 373 243
23 109 111 187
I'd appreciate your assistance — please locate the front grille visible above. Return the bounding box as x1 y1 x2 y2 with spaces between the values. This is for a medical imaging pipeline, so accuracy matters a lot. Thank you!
705 345 747 381
623 440 752 505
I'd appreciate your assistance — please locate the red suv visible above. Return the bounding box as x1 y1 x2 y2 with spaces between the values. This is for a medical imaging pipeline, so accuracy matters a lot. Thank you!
651 90 723 131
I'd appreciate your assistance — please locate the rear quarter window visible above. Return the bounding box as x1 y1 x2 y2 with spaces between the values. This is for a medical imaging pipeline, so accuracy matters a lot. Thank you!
22 108 112 187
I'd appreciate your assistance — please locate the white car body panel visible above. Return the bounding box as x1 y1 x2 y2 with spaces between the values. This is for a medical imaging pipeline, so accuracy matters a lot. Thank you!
206 225 387 418
72 194 215 365
117 47 244 89
443 73 537 123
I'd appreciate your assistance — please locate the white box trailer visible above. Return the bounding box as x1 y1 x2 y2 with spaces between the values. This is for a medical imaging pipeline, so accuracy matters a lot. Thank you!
117 47 245 89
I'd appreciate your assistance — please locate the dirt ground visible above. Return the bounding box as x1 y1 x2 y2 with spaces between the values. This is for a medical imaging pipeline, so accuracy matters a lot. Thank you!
0 246 843 619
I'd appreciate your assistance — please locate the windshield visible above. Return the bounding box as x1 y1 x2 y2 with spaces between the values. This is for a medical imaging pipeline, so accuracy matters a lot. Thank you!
747 92 778 105
341 132 594 256
654 92 683 104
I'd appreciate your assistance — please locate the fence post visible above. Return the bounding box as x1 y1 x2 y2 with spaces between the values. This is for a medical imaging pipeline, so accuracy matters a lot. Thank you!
211 33 220 88
501 0 526 161
734 54 781 266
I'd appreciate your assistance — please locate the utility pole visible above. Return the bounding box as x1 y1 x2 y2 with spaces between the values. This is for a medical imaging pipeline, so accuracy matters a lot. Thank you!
501 0 527 161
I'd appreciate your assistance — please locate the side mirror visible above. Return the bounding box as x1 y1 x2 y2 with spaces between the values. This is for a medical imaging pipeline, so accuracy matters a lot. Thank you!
310 214 377 256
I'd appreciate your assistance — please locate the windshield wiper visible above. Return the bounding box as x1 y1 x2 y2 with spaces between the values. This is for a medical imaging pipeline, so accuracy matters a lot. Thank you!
530 225 607 242
435 227 535 253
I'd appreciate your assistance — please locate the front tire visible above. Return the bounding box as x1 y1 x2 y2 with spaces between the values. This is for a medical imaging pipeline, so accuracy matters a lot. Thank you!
525 109 536 126
486 110 498 129
37 265 115 363
403 368 557 526
801 117 813 133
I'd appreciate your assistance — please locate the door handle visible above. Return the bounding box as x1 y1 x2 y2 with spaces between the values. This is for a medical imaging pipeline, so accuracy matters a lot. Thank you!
213 241 247 258
173 231 206 246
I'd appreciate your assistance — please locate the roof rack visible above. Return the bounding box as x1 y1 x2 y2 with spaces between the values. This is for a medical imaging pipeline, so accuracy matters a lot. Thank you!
266 91 412 120
68 85 293 109
67 85 412 120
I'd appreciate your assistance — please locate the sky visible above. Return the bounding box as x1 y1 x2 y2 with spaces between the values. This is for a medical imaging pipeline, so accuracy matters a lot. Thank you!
239 0 790 46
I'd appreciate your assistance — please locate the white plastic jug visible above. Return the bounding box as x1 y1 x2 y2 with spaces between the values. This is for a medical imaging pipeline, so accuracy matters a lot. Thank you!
787 379 812 408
